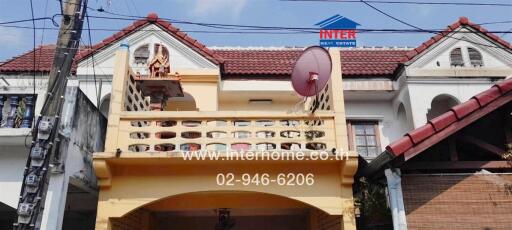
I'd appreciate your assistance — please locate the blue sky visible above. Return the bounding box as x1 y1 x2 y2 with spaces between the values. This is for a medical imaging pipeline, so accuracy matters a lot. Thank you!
0 0 511 61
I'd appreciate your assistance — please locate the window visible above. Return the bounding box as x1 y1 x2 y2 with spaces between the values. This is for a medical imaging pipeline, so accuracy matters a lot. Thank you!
450 48 464 67
347 121 380 159
133 45 150 64
467 47 483 66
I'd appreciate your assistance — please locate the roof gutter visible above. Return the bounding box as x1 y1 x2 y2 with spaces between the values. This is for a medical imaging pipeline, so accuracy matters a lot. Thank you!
361 150 397 178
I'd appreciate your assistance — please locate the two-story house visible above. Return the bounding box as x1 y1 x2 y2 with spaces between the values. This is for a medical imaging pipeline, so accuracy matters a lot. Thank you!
0 13 510 230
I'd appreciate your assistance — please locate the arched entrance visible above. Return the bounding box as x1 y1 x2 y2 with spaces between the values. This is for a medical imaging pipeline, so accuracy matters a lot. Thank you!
166 92 198 111
109 191 340 230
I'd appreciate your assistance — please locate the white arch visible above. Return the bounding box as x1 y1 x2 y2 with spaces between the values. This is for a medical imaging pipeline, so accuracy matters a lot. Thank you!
427 94 460 120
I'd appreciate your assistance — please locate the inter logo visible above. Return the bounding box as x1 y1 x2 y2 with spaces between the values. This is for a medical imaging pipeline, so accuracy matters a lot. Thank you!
315 15 360 48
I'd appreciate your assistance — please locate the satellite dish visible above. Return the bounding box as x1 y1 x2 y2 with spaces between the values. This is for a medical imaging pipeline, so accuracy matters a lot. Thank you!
291 46 332 97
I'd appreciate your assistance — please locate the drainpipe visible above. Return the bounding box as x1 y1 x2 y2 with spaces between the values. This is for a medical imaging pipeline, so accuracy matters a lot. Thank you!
384 168 407 230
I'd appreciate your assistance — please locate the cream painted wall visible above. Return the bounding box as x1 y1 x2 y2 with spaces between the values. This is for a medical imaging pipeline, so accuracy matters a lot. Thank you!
178 82 219 111
219 99 299 111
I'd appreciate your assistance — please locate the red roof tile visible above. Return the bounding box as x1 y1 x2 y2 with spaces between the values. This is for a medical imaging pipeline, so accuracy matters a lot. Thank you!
213 48 409 78
341 49 408 77
404 17 512 62
0 45 56 73
386 78 512 157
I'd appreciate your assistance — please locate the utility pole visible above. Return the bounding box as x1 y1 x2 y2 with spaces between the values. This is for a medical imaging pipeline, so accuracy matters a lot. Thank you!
14 0 88 229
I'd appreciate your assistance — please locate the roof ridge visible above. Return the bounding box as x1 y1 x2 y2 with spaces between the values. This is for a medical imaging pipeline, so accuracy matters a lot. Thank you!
210 46 414 51
210 46 305 50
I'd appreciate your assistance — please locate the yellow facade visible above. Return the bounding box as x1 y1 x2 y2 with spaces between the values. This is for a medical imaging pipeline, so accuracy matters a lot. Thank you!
93 45 358 230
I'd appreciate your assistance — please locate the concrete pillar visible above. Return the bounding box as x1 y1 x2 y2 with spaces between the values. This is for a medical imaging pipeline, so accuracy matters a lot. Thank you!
385 168 407 230
40 174 69 230
329 48 349 152
104 42 130 152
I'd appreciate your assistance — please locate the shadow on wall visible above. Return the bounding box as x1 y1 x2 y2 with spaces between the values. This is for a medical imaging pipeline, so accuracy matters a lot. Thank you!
426 94 460 120
166 92 198 111
0 202 15 230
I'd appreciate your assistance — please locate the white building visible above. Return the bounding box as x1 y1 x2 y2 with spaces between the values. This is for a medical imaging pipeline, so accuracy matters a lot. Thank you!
0 14 510 229
0 52 106 228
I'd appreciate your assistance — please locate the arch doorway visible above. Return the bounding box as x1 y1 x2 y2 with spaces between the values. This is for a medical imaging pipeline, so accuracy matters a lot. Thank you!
166 92 198 111
427 94 460 120
109 191 341 230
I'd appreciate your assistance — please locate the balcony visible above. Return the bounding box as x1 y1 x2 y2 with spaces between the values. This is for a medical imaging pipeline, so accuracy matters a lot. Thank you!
114 111 335 154
97 44 350 160
0 94 36 145
0 94 36 129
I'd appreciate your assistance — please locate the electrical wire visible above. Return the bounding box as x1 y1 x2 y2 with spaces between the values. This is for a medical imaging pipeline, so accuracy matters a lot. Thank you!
3 23 512 35
0 17 53 25
85 11 100 107
2 12 511 35
29 0 36 109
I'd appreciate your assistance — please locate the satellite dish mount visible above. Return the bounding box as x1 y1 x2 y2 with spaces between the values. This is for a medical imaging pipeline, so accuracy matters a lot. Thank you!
291 46 332 113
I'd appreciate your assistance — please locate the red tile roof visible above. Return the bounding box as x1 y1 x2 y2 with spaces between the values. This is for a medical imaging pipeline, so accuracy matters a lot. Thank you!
341 49 408 77
403 17 512 62
212 49 302 76
212 48 409 78
1 45 409 78
386 78 512 160
0 45 56 73
75 13 223 65
2 16 509 79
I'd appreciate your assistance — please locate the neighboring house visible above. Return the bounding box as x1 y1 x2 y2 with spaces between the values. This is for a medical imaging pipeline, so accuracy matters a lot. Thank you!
0 12 510 230
362 79 512 229
0 51 106 229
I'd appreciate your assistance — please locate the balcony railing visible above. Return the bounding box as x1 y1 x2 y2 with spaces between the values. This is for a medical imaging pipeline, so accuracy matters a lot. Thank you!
115 111 336 153
0 95 36 128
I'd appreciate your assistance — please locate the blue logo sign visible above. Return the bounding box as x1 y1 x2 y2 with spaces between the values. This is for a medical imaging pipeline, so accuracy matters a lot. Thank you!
315 15 360 48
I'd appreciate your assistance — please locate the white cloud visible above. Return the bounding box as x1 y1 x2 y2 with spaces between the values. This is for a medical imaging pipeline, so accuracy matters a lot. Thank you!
408 5 433 16
191 0 247 19
0 27 24 45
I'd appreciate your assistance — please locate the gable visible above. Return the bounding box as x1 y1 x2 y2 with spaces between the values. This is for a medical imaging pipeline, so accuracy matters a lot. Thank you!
77 24 218 76
408 27 512 70
402 17 512 77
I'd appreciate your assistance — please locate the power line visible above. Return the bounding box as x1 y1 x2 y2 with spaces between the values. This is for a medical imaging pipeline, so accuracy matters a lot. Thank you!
3 23 512 35
480 20 512 26
0 17 52 25
0 11 510 50
282 0 512 7
29 0 36 98
85 11 99 107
